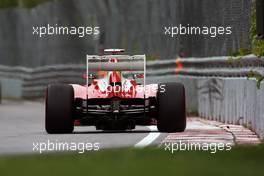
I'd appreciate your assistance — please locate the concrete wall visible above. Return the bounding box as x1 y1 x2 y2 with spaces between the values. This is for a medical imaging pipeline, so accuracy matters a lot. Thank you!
0 78 23 98
0 0 251 67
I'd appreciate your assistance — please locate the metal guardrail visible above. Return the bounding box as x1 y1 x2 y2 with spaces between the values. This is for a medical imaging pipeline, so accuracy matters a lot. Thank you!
147 55 264 77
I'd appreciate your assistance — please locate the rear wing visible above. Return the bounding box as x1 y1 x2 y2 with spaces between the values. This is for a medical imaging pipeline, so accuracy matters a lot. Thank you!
86 55 145 71
86 54 146 96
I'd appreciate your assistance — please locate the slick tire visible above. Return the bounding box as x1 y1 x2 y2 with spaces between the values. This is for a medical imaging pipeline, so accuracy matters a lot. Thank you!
157 82 186 132
45 84 74 134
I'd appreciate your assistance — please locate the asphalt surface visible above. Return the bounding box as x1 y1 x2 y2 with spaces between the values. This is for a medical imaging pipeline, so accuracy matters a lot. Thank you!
0 100 260 155
0 100 167 154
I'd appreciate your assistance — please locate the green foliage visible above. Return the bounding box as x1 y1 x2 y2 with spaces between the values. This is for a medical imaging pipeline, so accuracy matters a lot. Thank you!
251 1 264 57
229 1 264 57
0 0 18 8
0 0 52 9
229 48 251 58
131 41 140 55
146 53 160 61
21 0 51 8
240 2 264 89
228 48 251 61
247 70 264 89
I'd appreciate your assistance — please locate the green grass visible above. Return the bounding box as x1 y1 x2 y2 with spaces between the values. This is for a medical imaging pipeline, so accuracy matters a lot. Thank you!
0 144 264 176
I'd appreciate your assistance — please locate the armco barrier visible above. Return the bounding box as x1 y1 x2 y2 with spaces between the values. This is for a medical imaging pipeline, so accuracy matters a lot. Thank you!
0 55 263 138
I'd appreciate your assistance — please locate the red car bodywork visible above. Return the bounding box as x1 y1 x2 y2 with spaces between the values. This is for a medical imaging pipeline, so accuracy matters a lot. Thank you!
71 83 157 99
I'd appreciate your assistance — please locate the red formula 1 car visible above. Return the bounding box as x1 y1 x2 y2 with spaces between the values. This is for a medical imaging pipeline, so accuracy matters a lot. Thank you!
45 49 186 133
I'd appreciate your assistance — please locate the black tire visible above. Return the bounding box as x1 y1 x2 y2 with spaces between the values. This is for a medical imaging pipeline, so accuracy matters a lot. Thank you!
157 82 186 132
45 84 74 134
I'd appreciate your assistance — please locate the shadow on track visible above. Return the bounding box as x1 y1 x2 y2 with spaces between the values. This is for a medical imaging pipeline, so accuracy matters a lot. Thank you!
73 129 159 134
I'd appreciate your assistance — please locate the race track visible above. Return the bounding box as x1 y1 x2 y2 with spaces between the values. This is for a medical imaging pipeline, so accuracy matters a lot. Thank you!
0 100 260 155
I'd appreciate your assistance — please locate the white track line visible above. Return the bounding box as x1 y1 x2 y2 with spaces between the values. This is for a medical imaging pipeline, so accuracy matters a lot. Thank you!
135 126 161 147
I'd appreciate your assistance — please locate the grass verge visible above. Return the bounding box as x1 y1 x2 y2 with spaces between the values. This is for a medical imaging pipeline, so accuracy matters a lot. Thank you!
0 144 264 176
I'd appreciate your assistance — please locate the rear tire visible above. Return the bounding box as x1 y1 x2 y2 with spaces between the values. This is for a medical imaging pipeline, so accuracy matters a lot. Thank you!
45 84 74 134
157 82 186 132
